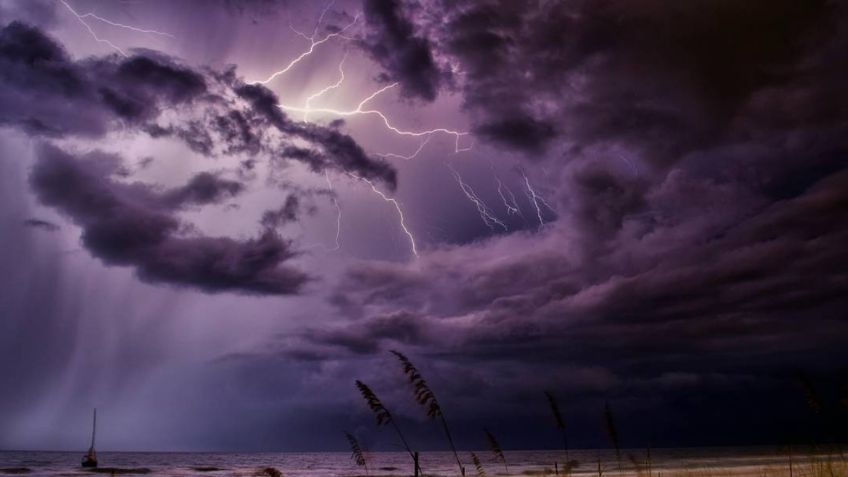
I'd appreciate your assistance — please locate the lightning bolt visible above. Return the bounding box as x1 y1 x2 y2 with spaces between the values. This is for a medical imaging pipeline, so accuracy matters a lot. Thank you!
76 12 174 38
249 11 360 85
449 165 508 232
522 172 556 228
302 53 348 121
280 82 472 153
495 177 522 217
347 174 418 257
57 0 482 258
324 171 342 251
376 135 432 161
58 0 174 57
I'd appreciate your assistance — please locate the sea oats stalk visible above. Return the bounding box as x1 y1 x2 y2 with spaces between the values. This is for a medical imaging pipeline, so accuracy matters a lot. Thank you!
470 452 486 477
484 429 509 474
390 350 465 476
544 391 571 470
604 402 622 473
355 379 420 474
344 431 369 475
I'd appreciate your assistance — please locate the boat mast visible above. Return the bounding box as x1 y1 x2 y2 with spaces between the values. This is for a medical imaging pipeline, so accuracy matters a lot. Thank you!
90 408 97 450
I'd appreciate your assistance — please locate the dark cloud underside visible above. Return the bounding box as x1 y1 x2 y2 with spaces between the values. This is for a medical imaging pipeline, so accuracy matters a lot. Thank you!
30 143 308 294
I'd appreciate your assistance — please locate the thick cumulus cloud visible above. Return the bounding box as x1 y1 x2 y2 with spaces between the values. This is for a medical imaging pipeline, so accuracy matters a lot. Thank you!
359 0 445 101
3 0 848 450
220 0 848 446
30 143 307 295
267 166 848 444
362 0 843 161
0 20 401 294
0 21 205 137
0 21 397 186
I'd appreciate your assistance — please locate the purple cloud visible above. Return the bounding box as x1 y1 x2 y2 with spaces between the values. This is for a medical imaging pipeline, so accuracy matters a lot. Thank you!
30 143 308 294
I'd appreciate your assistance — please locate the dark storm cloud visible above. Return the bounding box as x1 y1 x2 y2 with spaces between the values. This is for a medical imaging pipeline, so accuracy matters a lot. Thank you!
314 3 848 430
0 22 207 136
359 0 445 101
22 217 59 231
29 143 308 295
261 195 301 229
331 162 848 358
161 172 245 207
0 21 397 186
0 19 401 295
286 310 433 357
4 0 848 451
287 124 398 189
398 0 839 159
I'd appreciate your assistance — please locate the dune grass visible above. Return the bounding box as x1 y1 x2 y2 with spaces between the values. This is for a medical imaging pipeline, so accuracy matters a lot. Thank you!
391 350 466 477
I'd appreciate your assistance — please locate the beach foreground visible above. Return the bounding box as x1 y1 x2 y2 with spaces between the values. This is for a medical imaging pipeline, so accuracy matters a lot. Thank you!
1 449 844 477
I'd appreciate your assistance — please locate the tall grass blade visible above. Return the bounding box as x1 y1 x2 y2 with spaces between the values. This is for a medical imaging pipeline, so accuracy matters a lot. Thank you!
604 401 622 472
390 350 465 476
354 380 417 466
484 428 509 474
544 391 571 468
344 431 369 475
544 391 565 430
470 452 486 477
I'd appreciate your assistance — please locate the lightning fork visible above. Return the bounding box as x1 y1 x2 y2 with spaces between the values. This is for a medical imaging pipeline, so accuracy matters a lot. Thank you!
376 135 432 161
59 0 128 56
249 10 360 85
324 171 342 251
280 82 472 153
303 52 348 121
495 177 522 216
58 0 175 57
522 172 556 228
347 174 418 257
449 165 508 232
77 12 174 38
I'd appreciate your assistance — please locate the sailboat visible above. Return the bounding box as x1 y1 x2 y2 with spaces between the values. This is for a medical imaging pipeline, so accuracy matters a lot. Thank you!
81 408 98 468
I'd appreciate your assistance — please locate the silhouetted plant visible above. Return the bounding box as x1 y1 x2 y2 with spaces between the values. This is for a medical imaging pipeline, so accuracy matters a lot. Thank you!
628 452 652 477
544 391 574 472
484 428 508 474
354 380 418 469
344 431 369 475
390 350 465 476
470 452 486 477
603 402 622 473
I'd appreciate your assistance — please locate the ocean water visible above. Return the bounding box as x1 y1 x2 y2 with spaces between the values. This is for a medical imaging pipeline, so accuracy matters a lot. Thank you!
0 447 819 477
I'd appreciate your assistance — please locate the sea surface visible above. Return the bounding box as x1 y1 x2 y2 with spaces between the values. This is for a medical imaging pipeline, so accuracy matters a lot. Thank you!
0 447 824 477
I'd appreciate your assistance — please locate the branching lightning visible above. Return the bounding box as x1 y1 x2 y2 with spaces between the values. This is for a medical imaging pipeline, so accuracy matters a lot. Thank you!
449 165 508 232
324 171 342 251
249 12 360 85
280 82 472 154
247 1 482 255
58 0 528 258
376 135 432 161
58 0 174 57
522 172 556 228
495 177 522 217
303 53 348 121
347 174 418 257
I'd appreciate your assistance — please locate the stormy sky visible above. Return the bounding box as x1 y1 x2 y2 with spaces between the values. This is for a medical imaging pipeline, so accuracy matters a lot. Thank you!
1 0 847 453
